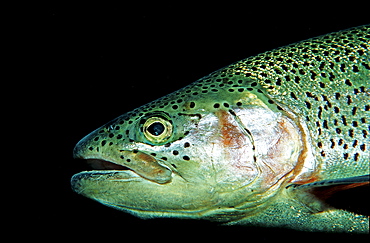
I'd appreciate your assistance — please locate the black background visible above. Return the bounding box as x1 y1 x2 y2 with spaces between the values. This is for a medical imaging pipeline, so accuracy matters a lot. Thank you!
17 3 369 240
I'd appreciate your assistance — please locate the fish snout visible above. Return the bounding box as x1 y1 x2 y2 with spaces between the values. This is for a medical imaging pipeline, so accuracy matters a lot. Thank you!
73 133 172 184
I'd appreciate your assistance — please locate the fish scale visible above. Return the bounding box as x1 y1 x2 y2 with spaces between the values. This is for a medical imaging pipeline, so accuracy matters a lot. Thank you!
184 25 370 180
72 25 370 233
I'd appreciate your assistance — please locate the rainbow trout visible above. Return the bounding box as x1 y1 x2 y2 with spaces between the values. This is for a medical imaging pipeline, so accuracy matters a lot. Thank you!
72 25 370 233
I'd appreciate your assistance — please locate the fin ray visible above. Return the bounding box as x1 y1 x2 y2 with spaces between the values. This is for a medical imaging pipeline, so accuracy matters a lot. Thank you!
288 174 370 189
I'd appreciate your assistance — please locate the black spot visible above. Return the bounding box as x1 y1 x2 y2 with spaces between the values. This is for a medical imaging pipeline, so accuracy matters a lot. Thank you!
223 103 230 108
172 150 179 156
120 155 125 159
320 151 326 157
360 144 366 151
126 159 131 162
362 130 368 138
362 62 370 70
354 153 359 161
89 147 94 151
101 140 107 146
189 102 196 108
305 92 314 98
352 121 358 127
290 92 298 100
108 133 114 138
349 129 354 138
353 65 359 72
317 142 323 148
336 128 342 134
276 78 282 86
334 107 340 113
352 140 358 148
343 153 349 160
213 103 220 108
294 76 301 83
236 102 242 106
318 106 323 119
183 156 190 161
335 93 340 100
330 139 335 148
323 120 329 129
310 71 317 80
94 137 99 141
305 101 312 109
340 64 346 72
345 79 352 86
347 95 353 105
184 142 190 148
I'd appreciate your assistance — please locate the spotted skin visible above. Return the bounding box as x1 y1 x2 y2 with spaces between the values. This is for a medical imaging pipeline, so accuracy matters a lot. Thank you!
72 25 369 233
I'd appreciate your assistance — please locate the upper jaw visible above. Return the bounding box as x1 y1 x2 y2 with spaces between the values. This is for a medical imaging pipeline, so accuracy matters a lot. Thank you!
73 146 173 184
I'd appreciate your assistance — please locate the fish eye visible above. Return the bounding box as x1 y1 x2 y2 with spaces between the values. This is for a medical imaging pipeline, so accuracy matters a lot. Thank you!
143 116 172 144
147 122 165 136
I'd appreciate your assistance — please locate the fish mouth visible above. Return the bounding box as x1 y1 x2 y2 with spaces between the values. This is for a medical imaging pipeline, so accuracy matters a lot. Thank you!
85 158 132 171
73 150 173 184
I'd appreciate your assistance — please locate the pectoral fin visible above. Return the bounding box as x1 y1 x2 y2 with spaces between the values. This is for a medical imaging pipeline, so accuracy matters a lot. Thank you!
288 174 370 190
286 175 370 215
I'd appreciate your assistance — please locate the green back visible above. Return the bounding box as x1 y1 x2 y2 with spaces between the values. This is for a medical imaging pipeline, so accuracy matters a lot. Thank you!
193 25 369 179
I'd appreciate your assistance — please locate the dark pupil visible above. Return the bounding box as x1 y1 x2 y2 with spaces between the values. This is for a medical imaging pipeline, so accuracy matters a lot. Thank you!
147 122 165 136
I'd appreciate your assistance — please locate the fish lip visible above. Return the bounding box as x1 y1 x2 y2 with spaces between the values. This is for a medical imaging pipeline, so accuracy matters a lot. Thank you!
70 169 145 195
73 149 138 173
73 152 173 184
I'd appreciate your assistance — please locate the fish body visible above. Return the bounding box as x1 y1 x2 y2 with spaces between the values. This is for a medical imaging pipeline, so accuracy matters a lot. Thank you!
72 25 370 233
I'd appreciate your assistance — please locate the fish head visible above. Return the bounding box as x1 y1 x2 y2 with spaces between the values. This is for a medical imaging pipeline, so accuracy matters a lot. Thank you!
72 80 306 221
